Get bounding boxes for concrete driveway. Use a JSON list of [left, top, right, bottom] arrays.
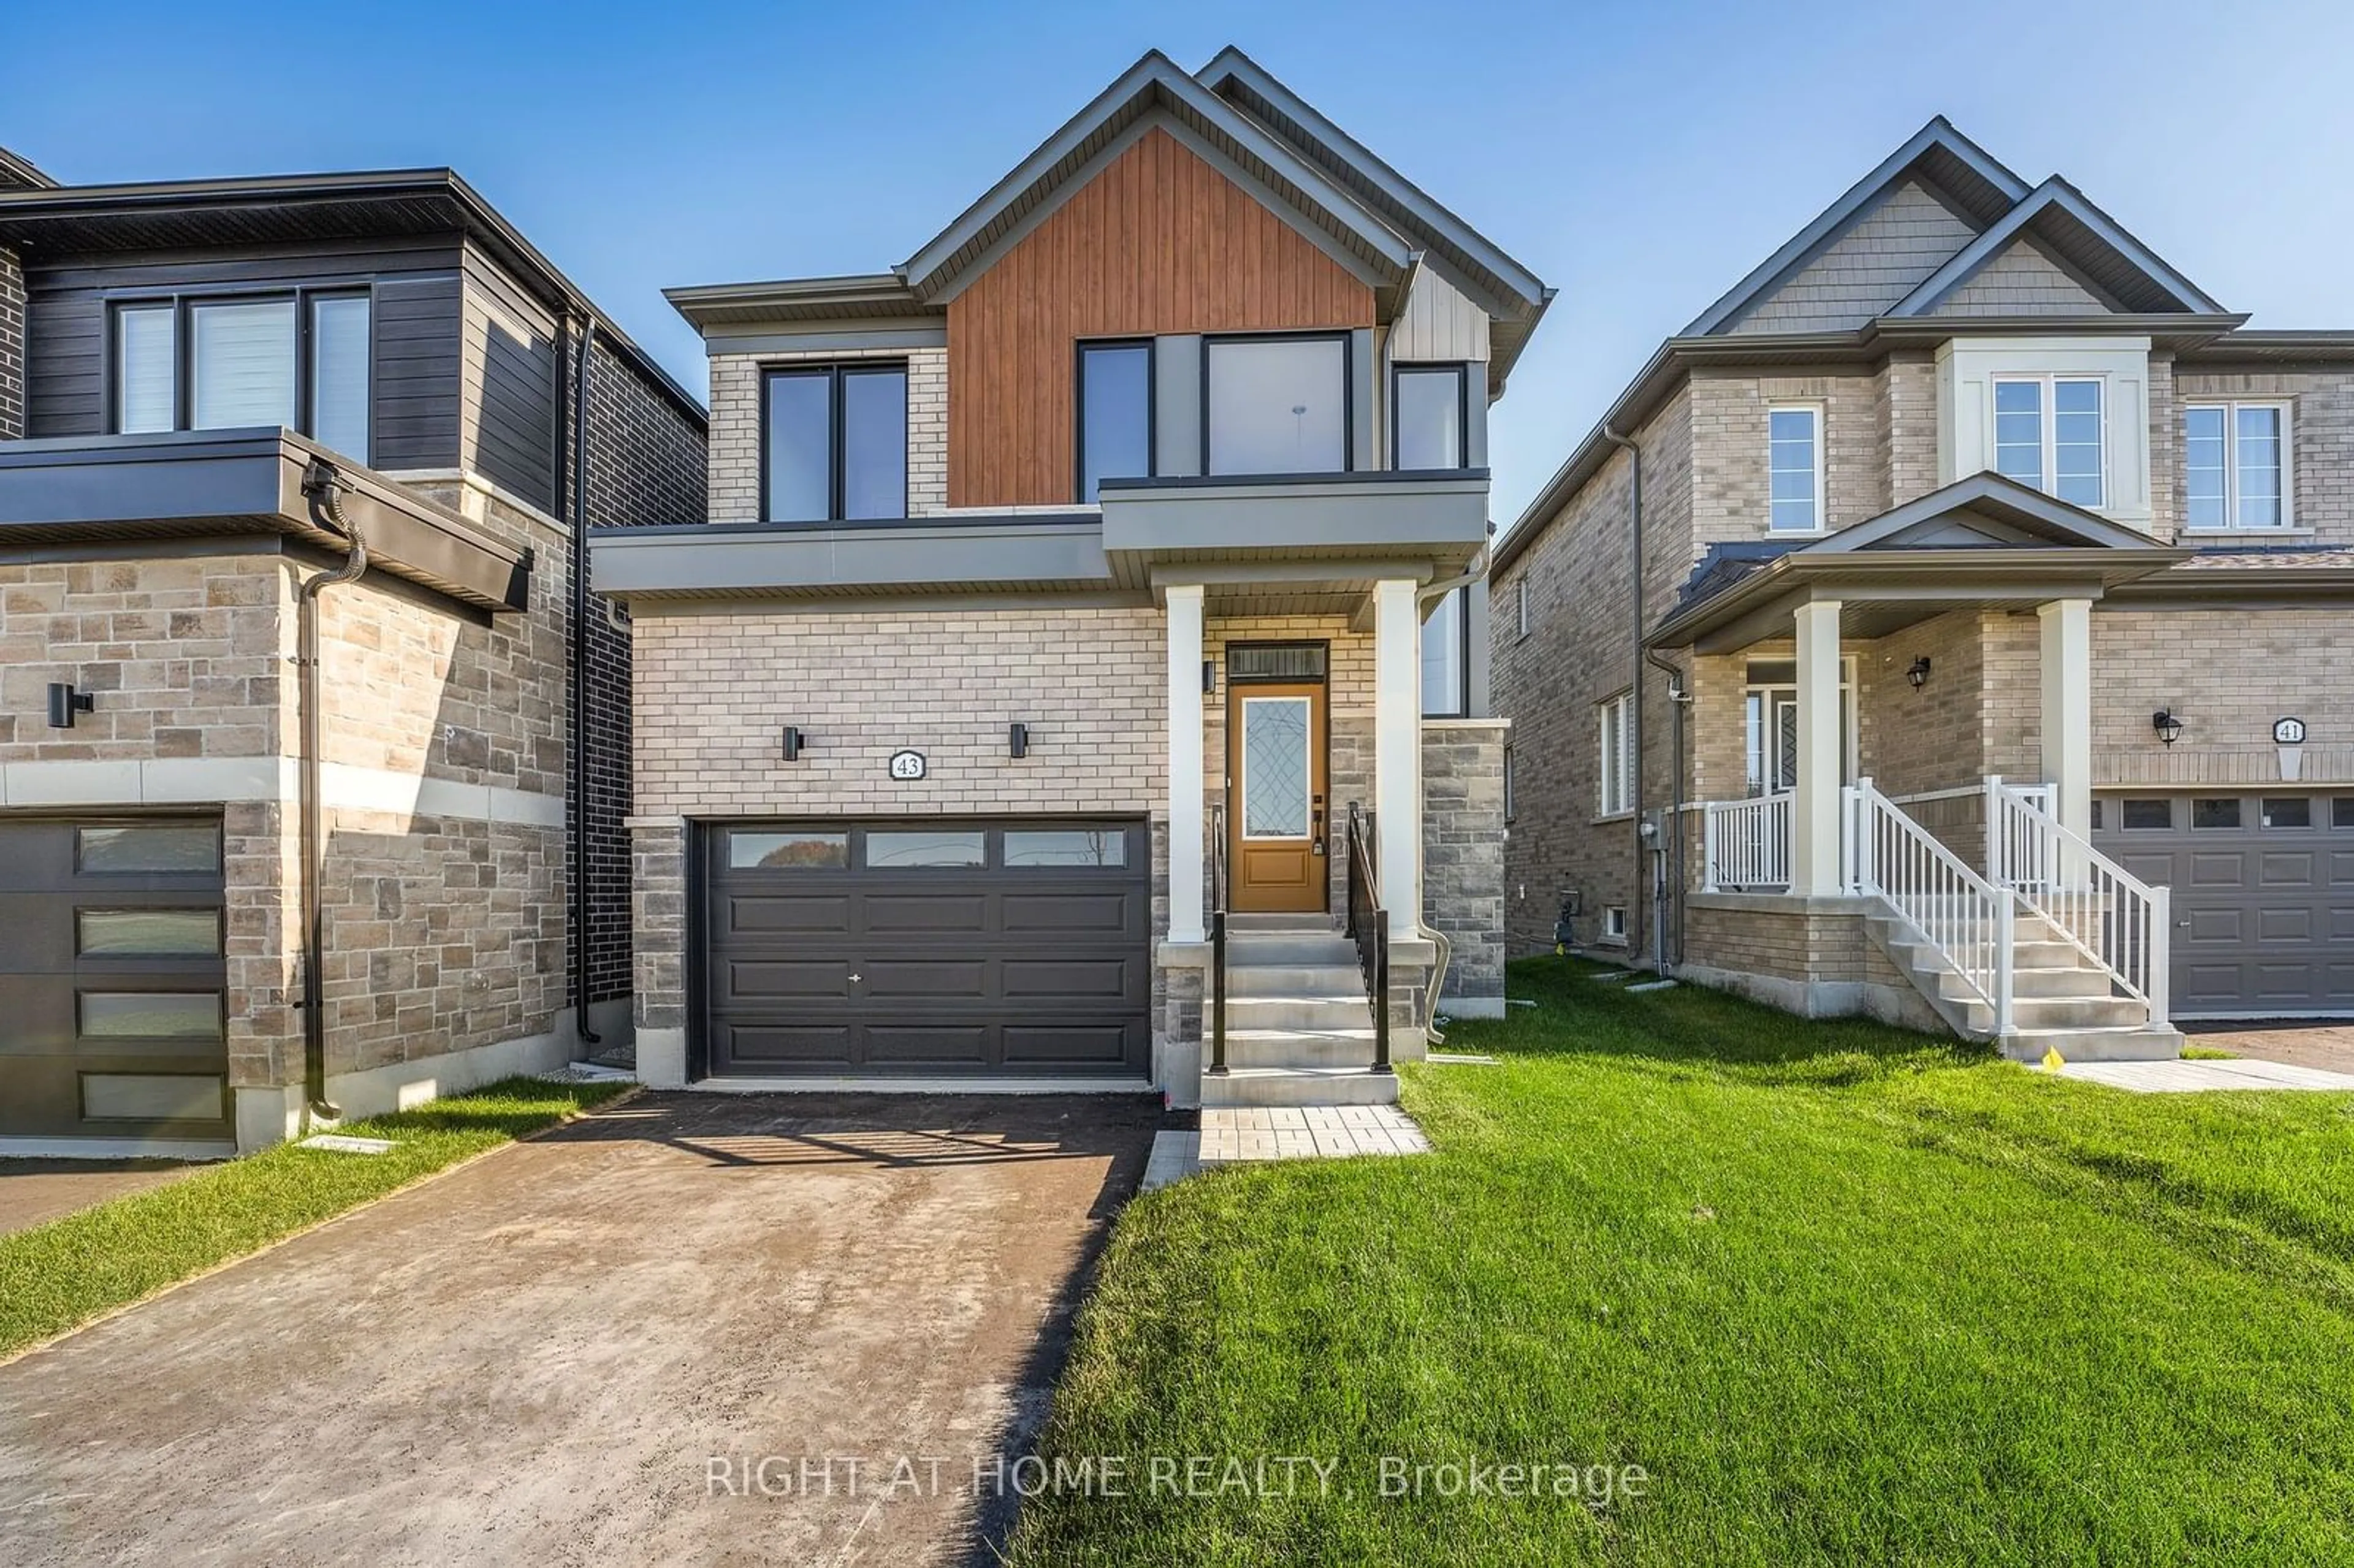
[[0, 1091, 1160, 1567], [2182, 1021, 2354, 1075]]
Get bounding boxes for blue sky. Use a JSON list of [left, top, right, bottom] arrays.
[[6, 0, 2348, 521]]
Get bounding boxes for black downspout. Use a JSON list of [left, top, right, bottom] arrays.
[[570, 318, 600, 1048], [1647, 647, 1687, 969], [298, 460, 367, 1124], [1602, 426, 1655, 973]]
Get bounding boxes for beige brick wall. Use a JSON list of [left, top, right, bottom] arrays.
[[2092, 606, 2354, 785], [707, 346, 949, 523], [2173, 365, 2354, 546]]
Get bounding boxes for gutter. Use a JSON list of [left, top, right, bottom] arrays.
[[296, 460, 367, 1124]]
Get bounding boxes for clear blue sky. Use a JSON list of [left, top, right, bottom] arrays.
[[6, 0, 2348, 521]]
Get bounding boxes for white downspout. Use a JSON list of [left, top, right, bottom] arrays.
[[1411, 542, 1489, 1045]]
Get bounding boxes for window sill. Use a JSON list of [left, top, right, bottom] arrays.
[[2178, 528, 2314, 541], [1767, 527, 1829, 540], [1594, 935, 1630, 949], [1593, 810, 1636, 826]]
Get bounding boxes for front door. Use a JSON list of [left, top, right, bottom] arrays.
[[1227, 680, 1328, 913]]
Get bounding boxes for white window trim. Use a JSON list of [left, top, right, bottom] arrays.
[[1596, 690, 1634, 820], [1766, 403, 1826, 535], [1600, 905, 1629, 945], [2180, 399, 2297, 534], [1991, 372, 2106, 509], [1742, 653, 1859, 797]]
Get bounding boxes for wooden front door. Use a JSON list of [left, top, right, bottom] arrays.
[[1227, 681, 1328, 913]]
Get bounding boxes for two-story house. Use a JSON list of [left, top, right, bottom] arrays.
[[0, 147, 706, 1154], [1493, 120, 2354, 1061], [592, 50, 1549, 1106]]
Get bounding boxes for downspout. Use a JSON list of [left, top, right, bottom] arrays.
[[1411, 543, 1489, 1045], [1602, 426, 1658, 973], [1646, 647, 1690, 970], [569, 318, 600, 1048], [297, 460, 367, 1125]]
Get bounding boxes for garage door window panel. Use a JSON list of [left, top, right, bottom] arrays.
[[77, 824, 222, 875], [77, 908, 224, 957], [2192, 799, 2242, 830], [866, 831, 986, 869], [79, 991, 224, 1040], [1004, 829, 1129, 868], [728, 831, 848, 870]]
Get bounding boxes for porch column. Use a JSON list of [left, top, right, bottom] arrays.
[[1167, 583, 1206, 944], [2039, 596, 2094, 841], [1791, 597, 1845, 895], [1373, 577, 1422, 940]]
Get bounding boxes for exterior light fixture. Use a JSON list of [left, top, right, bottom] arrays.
[[781, 725, 804, 762], [47, 682, 94, 729], [2152, 709, 2184, 747], [1905, 656, 1932, 691], [1008, 722, 1029, 759]]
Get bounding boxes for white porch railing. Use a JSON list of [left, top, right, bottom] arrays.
[[1846, 777, 2014, 1034], [1986, 778, 2171, 1026], [1699, 795, 1792, 891]]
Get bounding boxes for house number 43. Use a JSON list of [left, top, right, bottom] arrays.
[[888, 750, 928, 780]]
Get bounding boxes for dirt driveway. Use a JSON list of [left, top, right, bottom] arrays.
[[2182, 1021, 2354, 1075], [0, 1091, 1160, 1567], [0, 1159, 204, 1237]]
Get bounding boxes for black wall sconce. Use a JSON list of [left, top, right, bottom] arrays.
[[47, 682, 94, 729], [1202, 660, 1217, 695], [2151, 708, 2184, 747], [1905, 656, 1933, 691], [781, 725, 805, 762], [1008, 722, 1029, 759]]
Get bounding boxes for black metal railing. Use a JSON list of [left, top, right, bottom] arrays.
[[1344, 802, 1392, 1073], [1208, 802, 1228, 1076]]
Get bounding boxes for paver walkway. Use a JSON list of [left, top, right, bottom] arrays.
[[2055, 1057, 2354, 1093], [1141, 1105, 1431, 1189]]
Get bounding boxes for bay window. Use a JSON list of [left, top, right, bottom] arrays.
[[2184, 402, 2290, 530], [763, 363, 908, 522], [1994, 375, 2104, 507], [1205, 333, 1349, 475]]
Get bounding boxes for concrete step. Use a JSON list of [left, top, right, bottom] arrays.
[[1224, 934, 1362, 967], [1961, 994, 2152, 1032], [1886, 935, 2087, 974], [1201, 1065, 1400, 1108], [1222, 995, 1375, 1033], [1223, 963, 1368, 998], [1998, 1026, 2184, 1064], [1216, 1026, 1384, 1070], [1930, 964, 2117, 1002], [1224, 913, 1339, 932]]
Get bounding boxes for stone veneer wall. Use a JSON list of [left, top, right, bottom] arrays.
[[1421, 718, 1507, 1011]]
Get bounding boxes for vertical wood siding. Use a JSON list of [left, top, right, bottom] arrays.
[[947, 127, 1374, 507]]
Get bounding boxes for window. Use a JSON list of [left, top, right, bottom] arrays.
[[1515, 579, 1530, 639], [1742, 658, 1855, 796], [2337, 798, 2354, 830], [2184, 402, 2290, 530], [2191, 798, 2242, 830], [2119, 799, 2173, 831], [1503, 745, 1515, 824], [1421, 586, 1467, 717], [78, 992, 224, 1041], [1601, 906, 1628, 943], [1393, 363, 1468, 470], [864, 831, 986, 868], [1205, 334, 1348, 475], [1598, 691, 1634, 817], [1004, 829, 1127, 867], [77, 823, 221, 874], [728, 831, 848, 870], [763, 363, 908, 522], [1076, 341, 1152, 502], [110, 292, 371, 457], [1994, 375, 2104, 506], [77, 910, 223, 957], [1767, 406, 1823, 532], [2261, 797, 2312, 830]]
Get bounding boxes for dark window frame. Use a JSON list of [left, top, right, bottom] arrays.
[[1390, 361, 1471, 471], [104, 285, 375, 462], [1074, 337, 1156, 502], [758, 361, 910, 524], [1200, 330, 1354, 477]]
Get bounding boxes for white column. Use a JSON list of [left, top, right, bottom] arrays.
[[1373, 577, 1422, 940], [1166, 584, 1206, 944], [1791, 598, 1844, 895], [2039, 596, 2094, 841]]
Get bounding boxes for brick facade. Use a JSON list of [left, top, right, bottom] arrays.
[[0, 244, 23, 442], [706, 345, 948, 523]]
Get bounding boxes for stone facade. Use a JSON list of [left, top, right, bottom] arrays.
[[1421, 718, 1507, 1013], [706, 345, 950, 523]]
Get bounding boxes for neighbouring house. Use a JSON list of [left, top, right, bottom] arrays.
[[1491, 118, 2354, 1061], [0, 146, 706, 1155], [593, 49, 1548, 1106]]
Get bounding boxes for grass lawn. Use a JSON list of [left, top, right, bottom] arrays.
[[0, 1077, 625, 1361], [1008, 959, 2354, 1567]]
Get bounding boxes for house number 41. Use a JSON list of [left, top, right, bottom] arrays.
[[2274, 717, 2306, 745]]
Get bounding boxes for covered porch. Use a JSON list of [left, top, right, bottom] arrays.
[[1651, 474, 2189, 1057]]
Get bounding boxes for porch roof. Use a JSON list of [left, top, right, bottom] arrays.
[[1648, 472, 2185, 653]]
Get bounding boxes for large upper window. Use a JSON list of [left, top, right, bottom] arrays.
[[1421, 585, 1467, 717], [1994, 375, 2104, 507], [112, 292, 371, 459], [1205, 334, 1349, 476], [1767, 405, 1823, 533], [763, 363, 907, 522], [2184, 402, 2290, 530], [1077, 340, 1152, 502], [1393, 363, 1467, 470]]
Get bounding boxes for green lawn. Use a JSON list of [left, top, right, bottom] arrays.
[[1008, 959, 2354, 1567], [0, 1077, 626, 1361]]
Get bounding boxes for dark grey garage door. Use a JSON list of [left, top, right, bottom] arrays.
[[0, 817, 232, 1142], [2095, 791, 2354, 1017], [701, 819, 1150, 1078]]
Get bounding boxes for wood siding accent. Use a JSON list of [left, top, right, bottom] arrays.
[[947, 128, 1374, 507]]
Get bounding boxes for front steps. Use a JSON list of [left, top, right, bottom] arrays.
[[1205, 916, 1399, 1107], [1865, 907, 2182, 1063]]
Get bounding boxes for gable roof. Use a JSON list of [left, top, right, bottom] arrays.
[[1886, 177, 2225, 318], [1683, 117, 2030, 337], [0, 145, 55, 192], [1808, 470, 2166, 552]]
